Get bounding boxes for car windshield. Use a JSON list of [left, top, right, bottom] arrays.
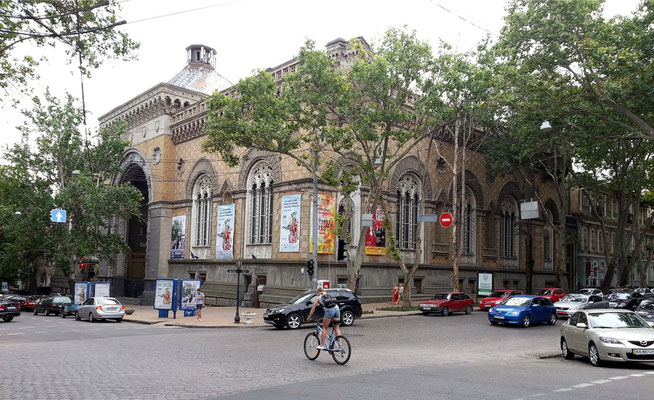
[[289, 293, 315, 304], [637, 301, 654, 311], [97, 298, 119, 305], [53, 297, 71, 303], [432, 294, 451, 300], [502, 297, 531, 307], [560, 295, 587, 303], [488, 291, 508, 298], [588, 312, 649, 328], [538, 289, 553, 295], [577, 289, 593, 294], [608, 293, 631, 300]]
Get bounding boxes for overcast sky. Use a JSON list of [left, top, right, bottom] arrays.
[[0, 0, 641, 155]]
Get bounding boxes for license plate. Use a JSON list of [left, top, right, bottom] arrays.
[[633, 349, 654, 355], [423, 306, 432, 309], [8, 307, 16, 311], [494, 315, 505, 320], [557, 311, 566, 314]]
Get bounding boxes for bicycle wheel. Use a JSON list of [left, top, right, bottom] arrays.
[[331, 335, 351, 365], [304, 332, 320, 360]]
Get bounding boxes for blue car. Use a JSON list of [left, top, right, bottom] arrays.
[[488, 295, 557, 328]]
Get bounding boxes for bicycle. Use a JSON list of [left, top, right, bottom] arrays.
[[303, 322, 352, 365]]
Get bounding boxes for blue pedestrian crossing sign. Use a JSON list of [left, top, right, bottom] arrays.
[[50, 209, 67, 223]]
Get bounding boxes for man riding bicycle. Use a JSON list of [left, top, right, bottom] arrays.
[[307, 286, 341, 350]]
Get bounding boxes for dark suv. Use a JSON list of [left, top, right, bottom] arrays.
[[0, 298, 21, 322], [33, 296, 72, 316], [263, 288, 362, 329]]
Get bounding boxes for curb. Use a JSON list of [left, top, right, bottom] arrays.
[[361, 312, 422, 319], [163, 323, 265, 329], [123, 319, 163, 325]]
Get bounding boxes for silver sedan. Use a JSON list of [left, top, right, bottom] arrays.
[[75, 297, 125, 322], [560, 309, 654, 367]]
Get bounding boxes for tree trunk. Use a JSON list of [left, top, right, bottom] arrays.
[[525, 221, 534, 295], [451, 119, 461, 291]]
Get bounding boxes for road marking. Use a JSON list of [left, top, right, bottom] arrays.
[[646, 372, 654, 375], [630, 373, 645, 377], [44, 325, 55, 328], [7, 332, 25, 335], [18, 326, 31, 329], [34, 331, 45, 334], [573, 383, 594, 388], [590, 379, 612, 384], [609, 376, 629, 380], [553, 388, 573, 392]]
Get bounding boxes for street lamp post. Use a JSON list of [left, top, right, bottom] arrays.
[[227, 259, 249, 324]]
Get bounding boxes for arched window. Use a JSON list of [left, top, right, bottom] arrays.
[[396, 174, 420, 250], [543, 209, 553, 270], [192, 175, 212, 248], [463, 187, 476, 255], [500, 198, 518, 258], [247, 163, 273, 244]]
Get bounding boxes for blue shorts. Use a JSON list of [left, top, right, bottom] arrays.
[[197, 304, 203, 309], [323, 306, 340, 320]]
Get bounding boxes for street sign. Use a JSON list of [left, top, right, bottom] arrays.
[[440, 212, 453, 228], [227, 268, 250, 274], [1, 282, 8, 293], [50, 209, 67, 223], [520, 201, 539, 220], [361, 214, 373, 227], [418, 214, 438, 223], [478, 272, 493, 296]]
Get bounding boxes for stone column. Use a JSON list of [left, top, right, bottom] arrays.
[[141, 202, 173, 305]]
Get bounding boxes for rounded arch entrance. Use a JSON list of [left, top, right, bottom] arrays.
[[114, 149, 153, 298]]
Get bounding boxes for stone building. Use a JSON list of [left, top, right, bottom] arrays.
[[99, 40, 567, 305]]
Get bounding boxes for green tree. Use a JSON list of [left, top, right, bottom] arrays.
[[205, 28, 460, 292], [0, 91, 142, 287], [0, 0, 138, 102]]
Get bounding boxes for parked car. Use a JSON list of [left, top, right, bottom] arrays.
[[479, 290, 523, 311], [20, 295, 42, 311], [635, 299, 654, 326], [33, 296, 72, 316], [0, 298, 21, 322], [560, 309, 654, 366], [75, 297, 125, 322], [577, 288, 603, 296], [419, 292, 474, 316], [488, 295, 557, 328], [537, 288, 567, 303], [554, 294, 604, 318], [607, 292, 643, 311], [263, 288, 362, 329]]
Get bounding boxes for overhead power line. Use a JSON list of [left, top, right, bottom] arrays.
[[125, 0, 249, 25]]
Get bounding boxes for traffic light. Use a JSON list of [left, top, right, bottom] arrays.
[[307, 259, 315, 277]]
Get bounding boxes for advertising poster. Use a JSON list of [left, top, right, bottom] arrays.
[[94, 282, 111, 298], [154, 279, 174, 310], [478, 272, 493, 296], [216, 204, 235, 259], [74, 282, 88, 304], [365, 203, 386, 255], [180, 279, 202, 310], [280, 194, 301, 252], [311, 194, 336, 254], [170, 216, 186, 259]]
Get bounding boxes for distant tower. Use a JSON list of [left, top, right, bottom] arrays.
[[168, 44, 232, 94]]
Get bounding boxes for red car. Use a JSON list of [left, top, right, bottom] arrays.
[[419, 292, 475, 316], [537, 288, 566, 303], [479, 290, 524, 310]]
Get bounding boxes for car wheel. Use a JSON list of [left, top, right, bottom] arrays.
[[33, 309, 38, 315], [45, 310, 50, 316], [442, 307, 449, 317], [340, 310, 355, 326], [116, 318, 122, 323], [465, 305, 473, 315], [548, 313, 557, 325], [2, 316, 13, 322], [561, 338, 575, 360], [285, 313, 301, 329], [89, 313, 95, 323], [521, 314, 531, 328], [75, 311, 81, 321], [61, 312, 66, 319], [588, 343, 602, 367]]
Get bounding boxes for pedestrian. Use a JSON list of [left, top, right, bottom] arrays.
[[195, 287, 205, 322], [392, 283, 400, 305], [398, 283, 404, 302]]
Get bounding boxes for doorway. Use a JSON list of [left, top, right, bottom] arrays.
[[254, 276, 267, 308]]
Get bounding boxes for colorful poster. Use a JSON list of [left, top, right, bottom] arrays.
[[365, 203, 386, 255], [171, 216, 186, 259], [154, 279, 174, 310], [280, 194, 301, 252], [180, 279, 201, 310], [216, 204, 235, 259], [311, 194, 336, 254], [478, 273, 493, 296], [93, 282, 111, 298], [74, 282, 88, 305]]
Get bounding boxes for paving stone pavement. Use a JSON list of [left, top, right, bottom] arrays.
[[0, 312, 561, 399]]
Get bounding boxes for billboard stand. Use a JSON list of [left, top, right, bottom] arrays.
[[179, 279, 202, 318], [154, 278, 178, 319]]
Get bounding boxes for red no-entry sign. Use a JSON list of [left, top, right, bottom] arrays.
[[440, 212, 453, 228]]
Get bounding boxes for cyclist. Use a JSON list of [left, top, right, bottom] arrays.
[[307, 286, 341, 350]]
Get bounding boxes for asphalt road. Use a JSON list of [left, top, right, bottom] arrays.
[[1, 310, 653, 399]]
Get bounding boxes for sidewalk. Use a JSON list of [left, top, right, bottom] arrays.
[[123, 302, 421, 328]]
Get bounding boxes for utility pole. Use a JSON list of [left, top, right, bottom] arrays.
[[311, 147, 319, 290]]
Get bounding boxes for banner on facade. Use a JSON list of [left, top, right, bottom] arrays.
[[170, 216, 186, 259], [365, 203, 386, 255], [180, 279, 202, 310], [93, 282, 111, 298], [74, 282, 89, 305], [311, 194, 336, 254], [216, 204, 235, 259], [280, 194, 301, 252], [478, 272, 493, 296], [154, 279, 174, 310]]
